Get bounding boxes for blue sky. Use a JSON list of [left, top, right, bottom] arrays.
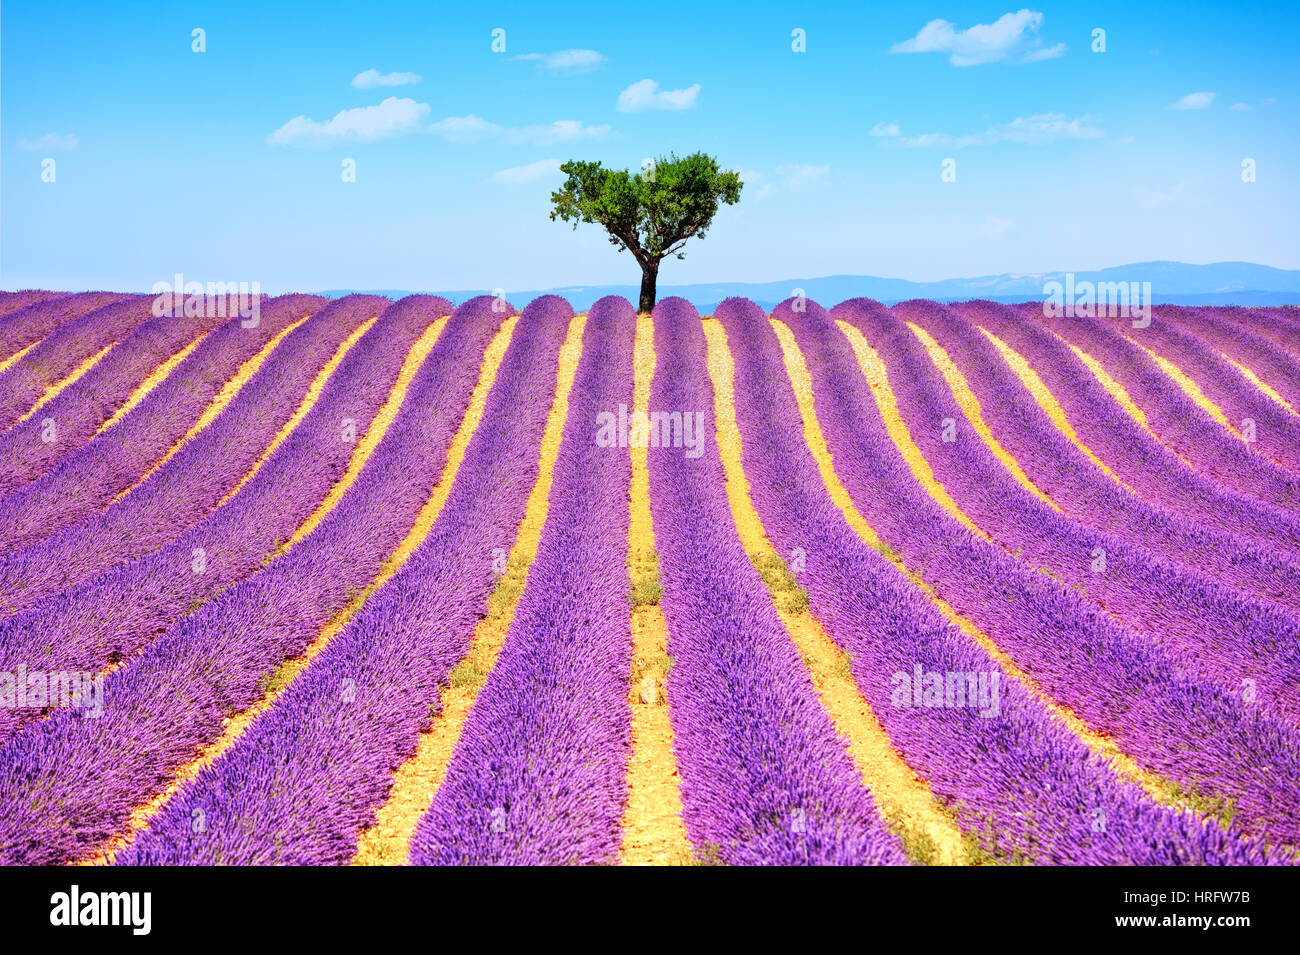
[[2, 0, 1296, 292]]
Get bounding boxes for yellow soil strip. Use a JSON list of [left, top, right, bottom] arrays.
[[111, 314, 313, 502], [771, 319, 1186, 812], [88, 315, 521, 866], [283, 316, 449, 551], [213, 317, 378, 508], [352, 315, 586, 866], [1137, 344, 1240, 437], [835, 321, 989, 541], [16, 343, 115, 425], [979, 328, 1138, 495], [94, 333, 210, 436], [64, 321, 452, 699], [1052, 336, 1203, 471], [1062, 341, 1154, 432], [619, 313, 693, 866], [702, 318, 967, 864], [0, 339, 41, 375], [906, 322, 1061, 513], [374, 315, 519, 576], [1224, 355, 1299, 418]]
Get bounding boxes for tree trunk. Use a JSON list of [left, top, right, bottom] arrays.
[[638, 259, 659, 314]]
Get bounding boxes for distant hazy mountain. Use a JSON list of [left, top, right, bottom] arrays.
[[324, 261, 1300, 311]]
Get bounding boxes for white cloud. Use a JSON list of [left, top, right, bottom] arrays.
[[1168, 91, 1215, 110], [428, 114, 503, 143], [18, 132, 78, 151], [736, 165, 827, 199], [351, 69, 421, 89], [513, 49, 606, 73], [1233, 97, 1276, 111], [616, 79, 700, 112], [269, 97, 431, 145], [737, 170, 773, 200], [870, 121, 901, 137], [503, 120, 610, 145], [883, 113, 1102, 149], [492, 159, 564, 184], [271, 98, 611, 148], [891, 9, 1064, 66], [993, 113, 1102, 143], [1020, 41, 1066, 62], [775, 164, 829, 188], [428, 115, 610, 146], [980, 215, 1015, 238]]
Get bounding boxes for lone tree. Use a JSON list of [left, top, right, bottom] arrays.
[[549, 152, 743, 313]]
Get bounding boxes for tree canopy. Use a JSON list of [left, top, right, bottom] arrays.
[[549, 152, 742, 312]]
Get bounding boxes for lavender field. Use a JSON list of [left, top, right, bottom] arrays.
[[0, 290, 1297, 866]]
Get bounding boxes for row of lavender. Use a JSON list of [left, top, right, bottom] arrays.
[[862, 299, 1300, 720], [0, 295, 371, 617], [0, 295, 505, 863], [1021, 303, 1300, 513], [718, 296, 1282, 862], [1150, 307, 1300, 439], [126, 295, 904, 864], [0, 296, 450, 741], [1125, 306, 1300, 475], [0, 296, 225, 496], [0, 289, 1297, 863], [895, 303, 1300, 616], [1209, 306, 1300, 388], [0, 294, 327, 558], [121, 295, 578, 864], [964, 301, 1300, 562], [791, 297, 1300, 846], [0, 293, 141, 429], [646, 298, 907, 864], [410, 297, 635, 864]]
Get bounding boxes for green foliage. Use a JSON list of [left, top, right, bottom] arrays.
[[629, 550, 663, 606], [549, 152, 742, 264], [631, 653, 674, 686], [674, 841, 724, 866], [488, 553, 530, 617], [834, 649, 854, 679], [256, 664, 294, 699], [449, 656, 488, 689], [550, 152, 742, 310], [958, 819, 1031, 866], [1166, 779, 1239, 831], [749, 551, 810, 616], [891, 821, 940, 866]]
